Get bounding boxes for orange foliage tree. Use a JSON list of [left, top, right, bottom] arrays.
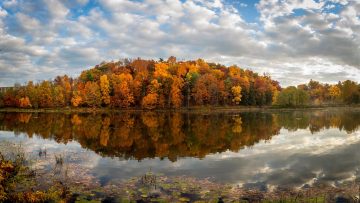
[[142, 80, 161, 109], [19, 97, 32, 108], [111, 73, 134, 108], [192, 73, 225, 105]]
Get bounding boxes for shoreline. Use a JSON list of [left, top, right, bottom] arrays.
[[0, 105, 360, 114]]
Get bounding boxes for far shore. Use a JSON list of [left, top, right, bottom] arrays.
[[0, 105, 359, 114]]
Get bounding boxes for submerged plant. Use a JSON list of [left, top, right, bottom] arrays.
[[38, 148, 47, 158], [55, 154, 64, 166]]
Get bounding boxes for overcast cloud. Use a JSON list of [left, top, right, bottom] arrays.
[[0, 0, 359, 86]]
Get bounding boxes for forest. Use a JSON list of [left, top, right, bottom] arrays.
[[0, 57, 359, 109]]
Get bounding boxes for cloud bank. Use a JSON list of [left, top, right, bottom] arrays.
[[0, 0, 359, 86]]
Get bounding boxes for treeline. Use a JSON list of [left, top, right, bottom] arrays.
[[275, 79, 360, 106], [0, 57, 359, 109]]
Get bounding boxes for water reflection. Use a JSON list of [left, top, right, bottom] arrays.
[[0, 110, 360, 189], [0, 110, 359, 161]]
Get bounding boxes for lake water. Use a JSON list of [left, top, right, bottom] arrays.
[[0, 109, 359, 191]]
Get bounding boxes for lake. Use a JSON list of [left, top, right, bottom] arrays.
[[0, 109, 359, 192]]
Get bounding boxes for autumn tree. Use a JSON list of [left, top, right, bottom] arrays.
[[167, 56, 177, 65], [71, 83, 84, 107], [142, 93, 158, 109], [196, 58, 210, 74], [328, 85, 341, 103], [153, 62, 172, 107], [38, 81, 53, 108], [192, 74, 225, 105], [182, 63, 199, 107], [54, 75, 72, 105], [341, 80, 359, 104], [0, 92, 4, 108], [19, 97, 32, 108], [2, 89, 17, 107], [111, 73, 134, 108], [272, 89, 280, 105], [231, 85, 242, 104], [71, 93, 82, 107], [100, 75, 111, 105], [142, 79, 161, 109], [170, 77, 184, 108], [83, 81, 102, 107], [25, 81, 39, 108], [52, 85, 65, 107], [307, 79, 326, 105]]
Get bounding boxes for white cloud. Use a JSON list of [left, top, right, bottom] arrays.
[[257, 0, 325, 27], [239, 3, 247, 8], [0, 6, 7, 18], [325, 4, 336, 9], [45, 0, 69, 20], [76, 0, 88, 5], [328, 0, 349, 5], [16, 13, 40, 32], [0, 0, 359, 86], [2, 0, 17, 8]]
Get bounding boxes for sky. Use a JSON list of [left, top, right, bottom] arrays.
[[0, 0, 359, 86]]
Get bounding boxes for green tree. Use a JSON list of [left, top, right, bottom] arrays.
[[341, 80, 359, 104], [276, 86, 309, 106]]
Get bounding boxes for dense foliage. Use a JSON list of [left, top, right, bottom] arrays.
[[274, 79, 360, 106], [0, 57, 359, 109]]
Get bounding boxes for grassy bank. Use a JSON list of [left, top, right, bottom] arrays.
[[0, 105, 360, 114]]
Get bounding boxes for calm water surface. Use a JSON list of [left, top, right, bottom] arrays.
[[0, 109, 359, 190]]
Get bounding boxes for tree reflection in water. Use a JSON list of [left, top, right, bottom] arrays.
[[0, 110, 359, 162]]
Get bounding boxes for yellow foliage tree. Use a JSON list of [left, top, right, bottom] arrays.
[[328, 85, 341, 102], [231, 85, 242, 104], [83, 81, 102, 107], [170, 77, 184, 108], [38, 81, 53, 108], [154, 63, 170, 79], [100, 75, 110, 105], [53, 85, 65, 107], [272, 89, 279, 105]]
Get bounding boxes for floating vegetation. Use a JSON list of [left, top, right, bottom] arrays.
[[38, 148, 47, 158], [55, 154, 64, 166]]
